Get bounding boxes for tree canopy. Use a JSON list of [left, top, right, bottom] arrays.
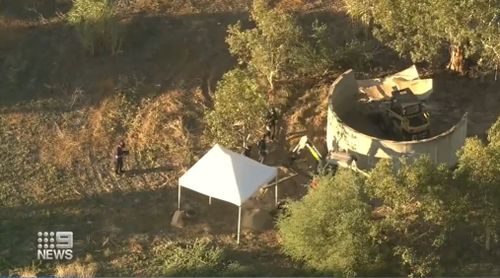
[[455, 117, 500, 252], [206, 0, 336, 150], [344, 0, 500, 74], [277, 170, 383, 277], [366, 157, 457, 276], [226, 0, 332, 90], [205, 69, 268, 149], [278, 117, 500, 277]]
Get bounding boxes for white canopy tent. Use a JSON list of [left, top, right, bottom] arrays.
[[178, 144, 278, 244]]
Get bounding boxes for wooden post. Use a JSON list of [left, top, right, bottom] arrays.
[[177, 184, 181, 210], [275, 175, 278, 206], [237, 206, 242, 244], [209, 196, 212, 205]]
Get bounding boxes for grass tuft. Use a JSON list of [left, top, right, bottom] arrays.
[[54, 261, 97, 278]]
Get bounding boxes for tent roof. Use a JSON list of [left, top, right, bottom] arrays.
[[178, 144, 278, 206]]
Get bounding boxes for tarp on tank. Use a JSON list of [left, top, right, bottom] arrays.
[[326, 69, 467, 170], [357, 65, 433, 101]]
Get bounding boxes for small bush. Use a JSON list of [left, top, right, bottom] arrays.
[[9, 262, 41, 277], [334, 39, 376, 71], [54, 261, 97, 278], [140, 238, 229, 276], [277, 170, 382, 277], [67, 0, 122, 56]]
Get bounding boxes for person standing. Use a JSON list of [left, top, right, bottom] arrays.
[[242, 134, 252, 157], [265, 108, 278, 141], [257, 137, 267, 163], [115, 141, 129, 174], [243, 145, 252, 157]]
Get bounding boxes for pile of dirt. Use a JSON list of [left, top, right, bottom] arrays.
[[241, 208, 274, 231], [284, 85, 330, 164]]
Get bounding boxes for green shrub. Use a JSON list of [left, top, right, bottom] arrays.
[[366, 157, 456, 276], [278, 156, 466, 277], [277, 170, 383, 277], [334, 39, 376, 71], [455, 116, 500, 253], [67, 0, 122, 56], [149, 239, 227, 276], [205, 69, 268, 150]]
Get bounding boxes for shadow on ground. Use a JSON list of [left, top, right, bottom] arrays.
[[0, 0, 72, 21], [0, 11, 243, 108], [0, 181, 304, 274], [0, 3, 409, 110]]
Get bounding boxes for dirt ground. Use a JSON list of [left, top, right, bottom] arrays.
[[0, 0, 499, 276]]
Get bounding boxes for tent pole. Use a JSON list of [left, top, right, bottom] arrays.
[[209, 196, 212, 205], [177, 184, 181, 211], [237, 206, 241, 244], [275, 175, 278, 206]]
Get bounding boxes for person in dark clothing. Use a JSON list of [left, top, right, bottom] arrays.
[[241, 135, 252, 157], [115, 141, 129, 174], [265, 108, 279, 141], [257, 137, 267, 163], [243, 145, 252, 157]]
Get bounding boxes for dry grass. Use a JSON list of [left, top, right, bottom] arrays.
[[16, 267, 37, 277], [39, 93, 131, 167], [276, 0, 306, 12], [40, 125, 87, 168], [275, 0, 342, 13], [89, 94, 133, 149], [54, 261, 97, 278], [126, 89, 206, 170], [128, 93, 185, 149], [114, 0, 252, 15], [3, 83, 208, 205]]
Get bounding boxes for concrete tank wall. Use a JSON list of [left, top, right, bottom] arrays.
[[326, 70, 467, 169]]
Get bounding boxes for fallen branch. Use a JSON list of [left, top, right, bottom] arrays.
[[262, 173, 299, 190]]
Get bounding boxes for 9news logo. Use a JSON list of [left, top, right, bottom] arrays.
[[36, 231, 73, 260]]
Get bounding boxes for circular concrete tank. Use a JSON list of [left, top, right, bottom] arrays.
[[326, 70, 467, 170]]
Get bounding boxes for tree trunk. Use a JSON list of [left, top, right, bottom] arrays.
[[365, 17, 374, 37], [485, 229, 491, 252], [447, 45, 465, 75]]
